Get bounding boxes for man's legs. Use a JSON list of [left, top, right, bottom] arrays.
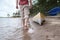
[[24, 6, 30, 29], [20, 5, 30, 30], [20, 5, 25, 28]]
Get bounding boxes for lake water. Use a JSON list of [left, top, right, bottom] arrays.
[[0, 18, 23, 40]]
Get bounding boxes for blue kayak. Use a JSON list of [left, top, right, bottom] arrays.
[[48, 7, 60, 16]]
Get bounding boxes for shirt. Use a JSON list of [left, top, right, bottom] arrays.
[[19, 0, 29, 5]]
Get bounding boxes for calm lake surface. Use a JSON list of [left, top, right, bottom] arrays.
[[0, 18, 23, 40]]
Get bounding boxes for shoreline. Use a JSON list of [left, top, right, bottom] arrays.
[[0, 17, 21, 18]]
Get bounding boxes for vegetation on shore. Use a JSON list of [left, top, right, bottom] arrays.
[[30, 0, 60, 16]]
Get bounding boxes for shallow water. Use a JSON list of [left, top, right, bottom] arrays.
[[0, 18, 23, 40], [0, 17, 60, 40]]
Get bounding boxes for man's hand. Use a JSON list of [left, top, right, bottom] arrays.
[[16, 6, 18, 9], [16, 0, 18, 9], [30, 0, 32, 9], [30, 5, 32, 9]]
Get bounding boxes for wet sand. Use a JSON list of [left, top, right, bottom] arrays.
[[0, 17, 60, 40]]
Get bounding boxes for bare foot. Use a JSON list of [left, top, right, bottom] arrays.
[[23, 25, 29, 30]]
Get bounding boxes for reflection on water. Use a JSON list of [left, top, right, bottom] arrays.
[[0, 18, 23, 40], [23, 30, 31, 40]]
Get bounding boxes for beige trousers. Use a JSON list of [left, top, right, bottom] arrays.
[[20, 5, 30, 27]]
